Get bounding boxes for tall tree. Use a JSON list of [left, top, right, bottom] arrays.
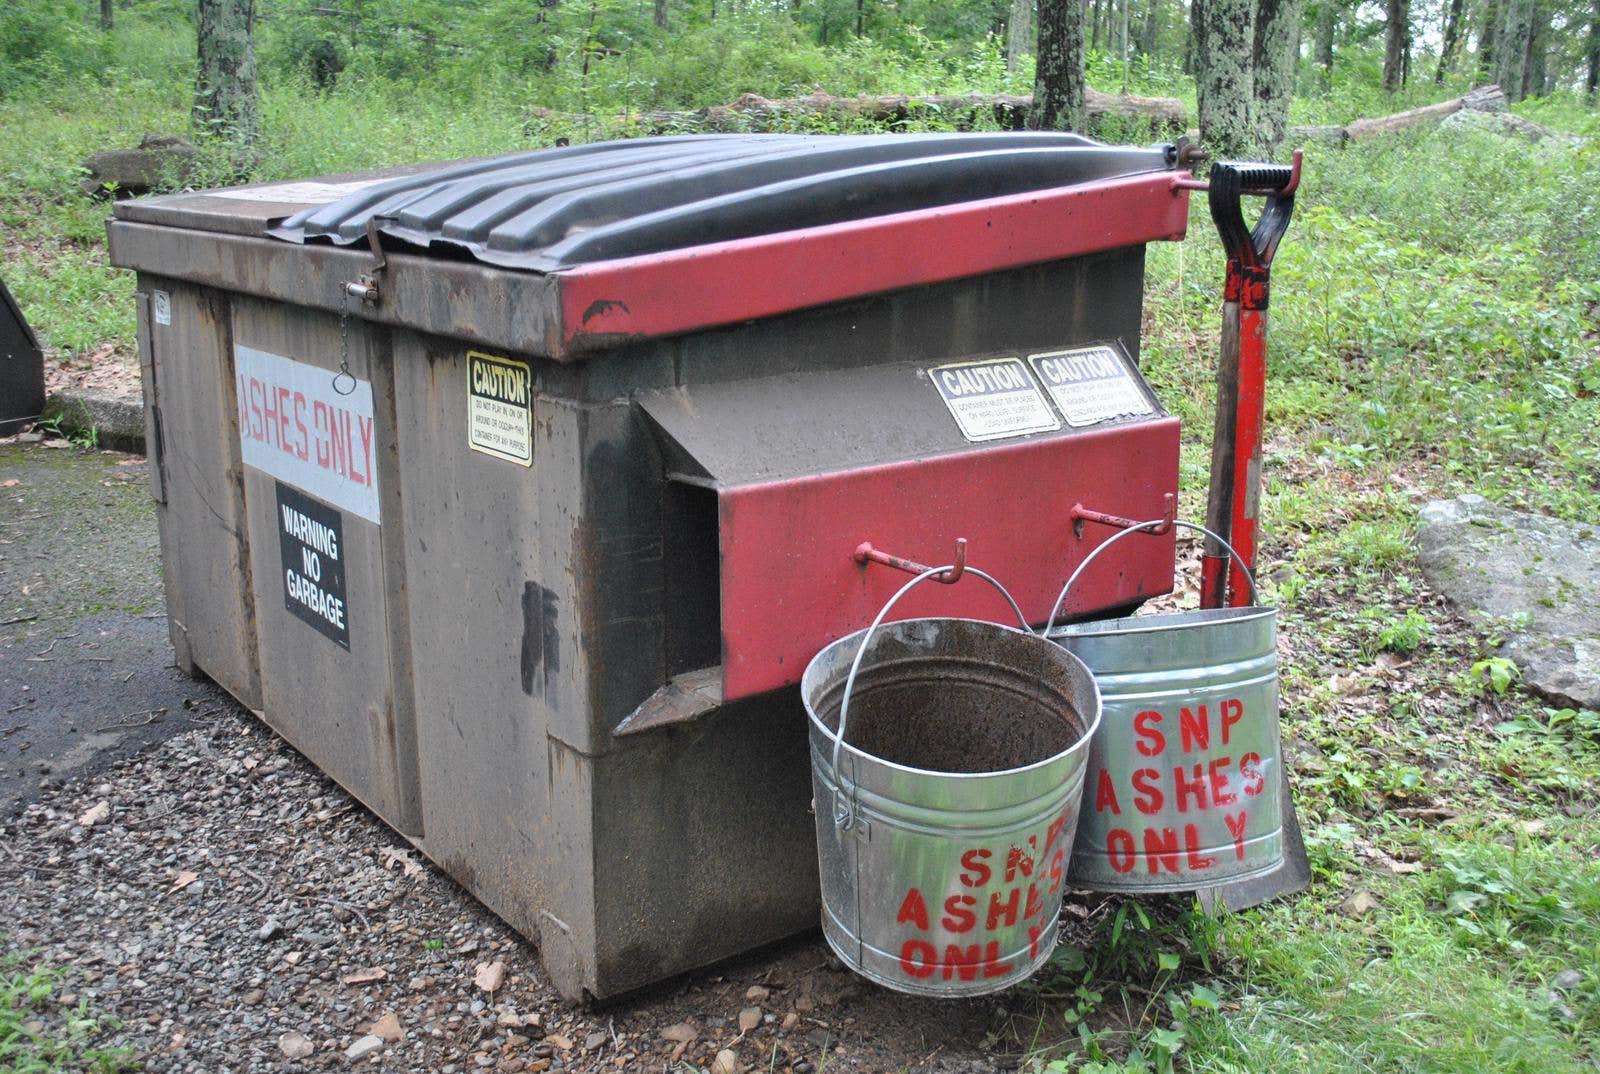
[[101, 0, 114, 31], [654, 0, 667, 29], [1381, 0, 1408, 91], [1497, 0, 1534, 100], [1587, 0, 1599, 97], [1435, 0, 1463, 82], [1312, 0, 1336, 82], [1139, 0, 1162, 57], [1030, 0, 1087, 131], [1006, 0, 1032, 71], [1478, 0, 1501, 77], [194, 0, 258, 148], [1195, 0, 1256, 157], [1253, 0, 1301, 152]]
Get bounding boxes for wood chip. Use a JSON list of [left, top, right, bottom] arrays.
[[171, 870, 199, 890], [473, 959, 506, 993], [341, 967, 387, 985], [660, 1022, 697, 1044], [77, 801, 110, 827]]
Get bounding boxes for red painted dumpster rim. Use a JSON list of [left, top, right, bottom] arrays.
[[554, 171, 1192, 356]]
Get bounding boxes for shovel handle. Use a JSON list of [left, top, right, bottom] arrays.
[[1043, 519, 1260, 638]]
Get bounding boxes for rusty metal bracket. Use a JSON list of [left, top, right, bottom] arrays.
[[1071, 493, 1176, 539], [341, 216, 390, 303], [853, 537, 967, 584]]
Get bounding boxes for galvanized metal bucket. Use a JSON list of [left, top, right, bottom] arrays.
[[1046, 521, 1282, 893], [802, 567, 1102, 997]]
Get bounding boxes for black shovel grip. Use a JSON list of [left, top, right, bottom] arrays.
[[1208, 152, 1299, 277]]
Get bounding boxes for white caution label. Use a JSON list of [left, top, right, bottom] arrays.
[[235, 345, 380, 523], [1028, 343, 1156, 428], [152, 289, 171, 326], [467, 351, 533, 466], [929, 357, 1061, 443]]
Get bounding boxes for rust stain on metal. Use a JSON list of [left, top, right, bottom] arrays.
[[580, 298, 630, 325]]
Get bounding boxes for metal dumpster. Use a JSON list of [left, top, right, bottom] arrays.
[[107, 133, 1195, 1001]]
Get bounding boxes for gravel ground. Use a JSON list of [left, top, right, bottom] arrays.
[[1, 702, 1022, 1074]]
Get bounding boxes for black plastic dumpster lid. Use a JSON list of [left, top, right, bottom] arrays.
[[268, 133, 1176, 273]]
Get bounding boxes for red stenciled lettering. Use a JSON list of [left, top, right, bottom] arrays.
[[896, 887, 930, 930], [331, 408, 349, 478], [313, 400, 331, 468], [1095, 768, 1122, 815], [1208, 756, 1238, 807], [899, 939, 937, 978], [292, 391, 310, 461], [1134, 710, 1166, 756], [942, 894, 977, 933], [1048, 847, 1064, 893], [1023, 882, 1043, 921], [1173, 763, 1208, 813], [1221, 698, 1244, 745], [261, 381, 280, 448], [981, 941, 1014, 978], [1143, 827, 1181, 875], [986, 888, 1020, 930], [1131, 768, 1163, 814], [1044, 813, 1068, 853], [1180, 704, 1210, 753], [1224, 811, 1249, 860], [246, 376, 265, 441], [1184, 823, 1216, 871], [1107, 829, 1136, 874], [942, 944, 983, 982], [355, 415, 375, 487], [275, 387, 293, 453], [959, 848, 991, 888], [1028, 923, 1045, 960], [1240, 753, 1266, 797], [1004, 844, 1034, 883]]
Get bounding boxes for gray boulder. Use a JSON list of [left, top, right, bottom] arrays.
[[82, 133, 198, 197], [1418, 494, 1599, 710]]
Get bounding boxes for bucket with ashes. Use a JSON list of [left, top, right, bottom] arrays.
[[802, 565, 1102, 997]]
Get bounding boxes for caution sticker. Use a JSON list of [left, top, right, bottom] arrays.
[[467, 351, 533, 465], [276, 481, 351, 650], [929, 358, 1061, 443], [1028, 343, 1156, 428]]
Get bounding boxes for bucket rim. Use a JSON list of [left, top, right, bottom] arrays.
[[802, 616, 1103, 781], [1047, 603, 1276, 641]]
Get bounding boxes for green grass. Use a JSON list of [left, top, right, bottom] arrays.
[[0, 952, 135, 1073]]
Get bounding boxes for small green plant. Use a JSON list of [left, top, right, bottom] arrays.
[[1469, 656, 1521, 696], [421, 937, 444, 951], [0, 952, 135, 1073], [1374, 607, 1429, 654]]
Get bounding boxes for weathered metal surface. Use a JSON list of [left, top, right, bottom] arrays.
[[0, 275, 44, 436], [611, 667, 723, 736], [1050, 603, 1282, 891], [803, 617, 1100, 996], [269, 133, 1171, 269]]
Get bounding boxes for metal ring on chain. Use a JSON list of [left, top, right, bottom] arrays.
[[332, 368, 357, 396]]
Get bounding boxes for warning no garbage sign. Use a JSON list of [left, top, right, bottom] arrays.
[[276, 481, 351, 649]]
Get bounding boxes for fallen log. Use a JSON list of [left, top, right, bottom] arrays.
[[527, 88, 1187, 137], [1288, 84, 1508, 147]]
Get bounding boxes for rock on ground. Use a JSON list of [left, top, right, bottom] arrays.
[[81, 133, 197, 197], [1418, 494, 1599, 710]]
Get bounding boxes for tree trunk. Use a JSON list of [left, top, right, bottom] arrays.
[[100, 0, 114, 31], [1196, 0, 1255, 157], [1139, 0, 1161, 56], [1007, 0, 1033, 70], [654, 0, 667, 29], [1434, 0, 1462, 82], [1497, 0, 1533, 101], [1520, 2, 1541, 99], [194, 0, 258, 149], [1381, 0, 1406, 92], [1030, 0, 1088, 130], [1091, 0, 1102, 50], [1313, 0, 1335, 81], [855, 0, 864, 36], [1477, 0, 1500, 78], [1253, 0, 1301, 153], [1587, 0, 1599, 97]]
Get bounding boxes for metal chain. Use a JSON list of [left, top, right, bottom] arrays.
[[333, 289, 357, 396]]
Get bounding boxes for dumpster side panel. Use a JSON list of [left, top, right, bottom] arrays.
[[230, 298, 423, 834], [589, 696, 819, 997], [139, 278, 262, 707], [390, 335, 603, 994]]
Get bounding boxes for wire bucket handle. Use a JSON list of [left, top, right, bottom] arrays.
[[1042, 520, 1262, 638], [830, 564, 1031, 830]]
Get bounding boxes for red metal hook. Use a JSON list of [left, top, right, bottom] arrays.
[[854, 537, 967, 584], [1070, 493, 1177, 538]]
